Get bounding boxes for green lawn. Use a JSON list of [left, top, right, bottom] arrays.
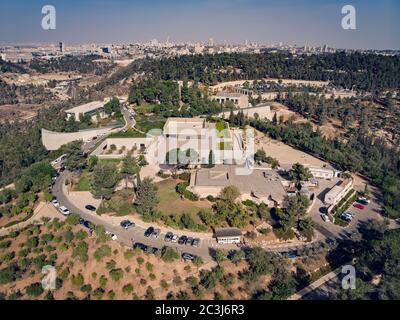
[[74, 173, 91, 191], [156, 179, 211, 216], [109, 129, 146, 138], [99, 159, 122, 166]]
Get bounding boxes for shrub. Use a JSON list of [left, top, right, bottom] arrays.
[[25, 282, 44, 297]]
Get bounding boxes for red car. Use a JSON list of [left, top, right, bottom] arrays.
[[353, 203, 365, 210]]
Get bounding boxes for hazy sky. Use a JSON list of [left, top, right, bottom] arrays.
[[0, 0, 399, 49]]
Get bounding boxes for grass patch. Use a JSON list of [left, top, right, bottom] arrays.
[[74, 173, 91, 191], [219, 141, 233, 150], [156, 179, 211, 216], [98, 159, 122, 167], [109, 129, 146, 138]]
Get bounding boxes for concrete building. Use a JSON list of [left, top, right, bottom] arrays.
[[307, 166, 340, 180], [211, 91, 249, 108], [214, 228, 242, 244], [65, 101, 107, 122], [190, 164, 287, 207], [324, 178, 353, 206]]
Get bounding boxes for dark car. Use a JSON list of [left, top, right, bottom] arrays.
[[152, 247, 161, 255], [133, 242, 148, 251], [85, 205, 96, 211], [164, 232, 174, 242], [356, 199, 369, 206], [178, 235, 188, 245], [120, 220, 135, 229], [79, 218, 85, 225], [191, 238, 200, 247], [185, 237, 194, 246], [286, 250, 298, 259], [83, 220, 94, 230], [144, 227, 154, 237], [182, 252, 196, 261]]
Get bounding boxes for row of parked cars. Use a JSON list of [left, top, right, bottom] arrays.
[[144, 227, 201, 247], [132, 242, 198, 262], [341, 196, 370, 222]]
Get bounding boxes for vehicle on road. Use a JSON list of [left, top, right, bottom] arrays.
[[320, 213, 330, 222], [171, 235, 179, 243], [58, 206, 70, 216], [353, 203, 365, 210], [51, 199, 59, 207], [182, 252, 196, 261], [192, 238, 200, 247], [85, 204, 96, 211], [120, 220, 135, 229], [164, 232, 174, 242], [185, 237, 194, 246], [152, 228, 161, 238], [144, 227, 154, 237]]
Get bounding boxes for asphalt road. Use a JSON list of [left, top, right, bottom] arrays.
[[51, 172, 229, 262]]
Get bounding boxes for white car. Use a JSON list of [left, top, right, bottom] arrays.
[[59, 206, 70, 216], [171, 235, 179, 243], [51, 199, 59, 207], [106, 231, 118, 241], [321, 214, 330, 222]]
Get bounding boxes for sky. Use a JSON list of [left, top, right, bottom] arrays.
[[0, 0, 399, 49]]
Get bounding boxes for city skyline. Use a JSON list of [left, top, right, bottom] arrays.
[[0, 0, 399, 50]]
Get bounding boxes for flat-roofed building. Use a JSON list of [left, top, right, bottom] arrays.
[[211, 91, 249, 108], [190, 164, 287, 207], [307, 165, 340, 180], [65, 101, 106, 122], [324, 178, 353, 206], [214, 228, 242, 244]]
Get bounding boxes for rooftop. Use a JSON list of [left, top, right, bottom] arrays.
[[65, 101, 105, 115], [215, 91, 244, 98], [164, 117, 214, 136], [214, 228, 242, 238], [195, 164, 287, 203]]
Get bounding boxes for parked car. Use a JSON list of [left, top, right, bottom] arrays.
[[286, 250, 298, 259], [356, 199, 369, 206], [320, 213, 330, 222], [353, 203, 365, 210], [152, 247, 161, 255], [83, 220, 94, 229], [182, 252, 196, 261], [178, 235, 188, 245], [171, 235, 179, 243], [164, 232, 174, 242], [85, 205, 96, 211], [185, 237, 194, 246], [152, 228, 161, 238], [79, 218, 85, 225], [106, 231, 118, 241], [191, 238, 200, 247], [133, 242, 147, 251], [341, 213, 352, 222], [51, 199, 59, 207], [120, 220, 135, 229], [58, 206, 70, 216], [144, 227, 154, 237]]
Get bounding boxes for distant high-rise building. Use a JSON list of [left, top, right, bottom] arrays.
[[208, 37, 214, 46], [59, 42, 65, 53]]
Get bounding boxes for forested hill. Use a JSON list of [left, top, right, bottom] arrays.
[[99, 51, 400, 92], [0, 59, 27, 74]]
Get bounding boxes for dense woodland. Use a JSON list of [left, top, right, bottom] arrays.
[[0, 80, 56, 105], [29, 54, 115, 75], [119, 52, 400, 91]]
